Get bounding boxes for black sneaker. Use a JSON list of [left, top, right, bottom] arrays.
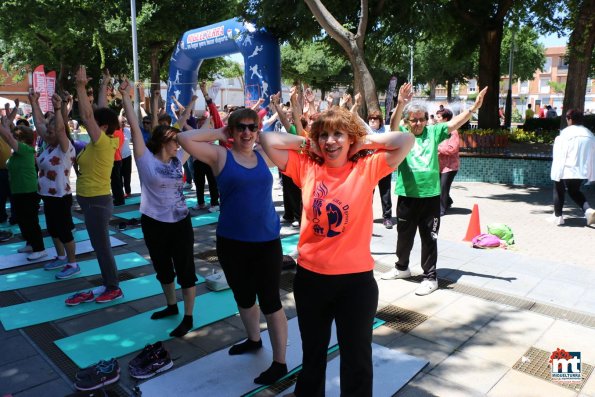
[[0, 230, 12, 242], [74, 359, 120, 391], [75, 358, 120, 381], [129, 347, 174, 379], [128, 341, 165, 370]]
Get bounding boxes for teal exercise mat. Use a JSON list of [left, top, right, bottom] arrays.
[[0, 274, 205, 330], [55, 289, 238, 368], [0, 253, 148, 292], [281, 233, 299, 254], [120, 212, 220, 239], [0, 229, 114, 256], [0, 214, 84, 236]]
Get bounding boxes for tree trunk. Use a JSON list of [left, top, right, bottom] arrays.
[[347, 42, 380, 117], [477, 26, 504, 129], [303, 0, 380, 115], [447, 80, 453, 102], [428, 79, 436, 100], [561, 0, 595, 128]]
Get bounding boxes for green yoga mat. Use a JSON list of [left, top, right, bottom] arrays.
[[121, 212, 220, 239], [0, 214, 83, 235], [0, 253, 148, 292], [0, 229, 115, 256], [55, 289, 238, 368], [0, 274, 205, 330]]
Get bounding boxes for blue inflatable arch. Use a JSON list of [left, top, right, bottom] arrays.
[[166, 18, 280, 123]]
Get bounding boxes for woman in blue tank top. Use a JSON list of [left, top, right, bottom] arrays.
[[178, 108, 288, 385]]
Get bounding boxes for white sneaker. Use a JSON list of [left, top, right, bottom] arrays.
[[586, 208, 595, 226], [415, 279, 438, 296], [291, 221, 300, 228], [208, 205, 220, 213], [547, 214, 564, 226], [17, 245, 33, 253], [27, 250, 47, 261], [380, 268, 411, 280]]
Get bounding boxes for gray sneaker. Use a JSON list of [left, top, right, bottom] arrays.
[[55, 264, 81, 279], [44, 257, 68, 270], [380, 268, 411, 280]]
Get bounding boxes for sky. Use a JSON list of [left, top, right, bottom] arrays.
[[538, 32, 569, 48]]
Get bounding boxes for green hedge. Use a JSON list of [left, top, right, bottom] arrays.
[[522, 114, 595, 132]]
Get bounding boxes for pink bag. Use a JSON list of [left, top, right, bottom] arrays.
[[471, 234, 502, 249]]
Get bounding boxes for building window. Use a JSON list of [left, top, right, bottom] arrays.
[[520, 80, 529, 94], [557, 57, 569, 71], [468, 79, 477, 93], [540, 78, 550, 94], [227, 78, 235, 86], [543, 57, 552, 73]]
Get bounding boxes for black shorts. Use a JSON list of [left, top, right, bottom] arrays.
[[216, 235, 283, 314], [42, 194, 74, 243], [141, 214, 197, 288]]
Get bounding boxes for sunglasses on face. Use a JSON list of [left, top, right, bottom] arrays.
[[408, 118, 426, 124], [368, 117, 382, 121], [235, 123, 258, 132]]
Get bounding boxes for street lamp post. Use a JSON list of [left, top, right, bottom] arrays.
[[504, 30, 515, 130]]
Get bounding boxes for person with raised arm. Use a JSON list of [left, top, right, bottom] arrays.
[[259, 106, 414, 397], [65, 66, 122, 305], [0, 102, 46, 260], [119, 79, 197, 337], [382, 85, 487, 296], [29, 91, 79, 277], [178, 108, 288, 385]]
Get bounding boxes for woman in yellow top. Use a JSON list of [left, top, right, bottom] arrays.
[[64, 67, 122, 305]]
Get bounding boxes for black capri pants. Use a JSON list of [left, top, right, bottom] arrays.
[[141, 214, 197, 288], [42, 194, 74, 244], [216, 235, 283, 315]]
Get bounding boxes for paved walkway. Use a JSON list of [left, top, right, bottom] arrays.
[[1, 169, 595, 396]]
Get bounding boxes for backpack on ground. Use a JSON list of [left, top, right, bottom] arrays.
[[471, 234, 502, 249], [487, 223, 514, 245]]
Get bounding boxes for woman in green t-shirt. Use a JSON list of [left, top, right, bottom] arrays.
[[0, 120, 46, 260]]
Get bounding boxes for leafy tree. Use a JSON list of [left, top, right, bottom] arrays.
[[0, 0, 131, 89], [559, 0, 595, 126], [499, 26, 545, 81], [280, 40, 349, 95]]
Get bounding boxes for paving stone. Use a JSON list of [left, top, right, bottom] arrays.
[[533, 319, 595, 362], [486, 370, 576, 397], [525, 279, 586, 307], [434, 295, 505, 331], [55, 304, 140, 335], [13, 377, 73, 397], [429, 351, 509, 394], [395, 372, 485, 397], [478, 309, 555, 344], [0, 355, 59, 395], [391, 288, 461, 317], [457, 328, 539, 367], [377, 278, 421, 302], [409, 317, 478, 350], [0, 335, 38, 367], [388, 333, 454, 372], [481, 271, 543, 297]]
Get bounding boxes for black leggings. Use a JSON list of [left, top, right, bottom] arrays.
[[553, 179, 590, 216], [12, 192, 44, 252], [141, 214, 197, 288], [440, 170, 458, 215], [121, 156, 132, 195], [293, 265, 378, 397], [193, 159, 219, 206], [42, 194, 74, 243], [216, 235, 282, 314]]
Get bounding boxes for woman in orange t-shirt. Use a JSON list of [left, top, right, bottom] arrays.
[[261, 106, 413, 396]]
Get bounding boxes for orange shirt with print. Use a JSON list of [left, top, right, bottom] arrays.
[[283, 150, 394, 275]]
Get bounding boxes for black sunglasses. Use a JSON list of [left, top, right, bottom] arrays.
[[235, 123, 258, 132]]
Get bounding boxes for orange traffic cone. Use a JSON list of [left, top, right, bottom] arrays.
[[463, 204, 481, 241]]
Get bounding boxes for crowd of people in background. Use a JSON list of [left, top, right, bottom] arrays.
[[1, 67, 594, 394]]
